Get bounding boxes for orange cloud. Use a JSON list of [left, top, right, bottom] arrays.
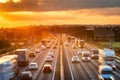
[[0, 8, 120, 28]]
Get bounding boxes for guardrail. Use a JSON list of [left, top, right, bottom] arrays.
[[115, 56, 120, 60]]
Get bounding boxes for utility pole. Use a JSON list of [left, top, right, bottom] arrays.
[[109, 27, 114, 49]]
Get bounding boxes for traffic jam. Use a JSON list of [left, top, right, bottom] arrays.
[[0, 34, 120, 80]]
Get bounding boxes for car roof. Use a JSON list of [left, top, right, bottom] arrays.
[[30, 62, 37, 64], [22, 71, 31, 74], [73, 56, 78, 57], [35, 49, 39, 50], [16, 49, 27, 51], [82, 51, 90, 54], [47, 56, 52, 58], [44, 64, 51, 67], [103, 49, 115, 57], [99, 66, 112, 71], [0, 55, 17, 64], [29, 52, 35, 54]]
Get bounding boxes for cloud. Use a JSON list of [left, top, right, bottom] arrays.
[[1, 8, 120, 22], [0, 11, 75, 21], [70, 8, 120, 16], [0, 0, 39, 12], [0, 0, 120, 12], [40, 0, 120, 11]]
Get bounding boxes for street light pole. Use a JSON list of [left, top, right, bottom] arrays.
[[109, 27, 114, 49]]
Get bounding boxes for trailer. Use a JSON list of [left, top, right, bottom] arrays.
[[0, 55, 19, 80], [15, 49, 29, 66], [98, 49, 116, 70]]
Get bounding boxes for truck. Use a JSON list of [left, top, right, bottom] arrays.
[[78, 40, 85, 48], [98, 65, 114, 80], [15, 49, 29, 66], [98, 49, 116, 70], [0, 55, 19, 80]]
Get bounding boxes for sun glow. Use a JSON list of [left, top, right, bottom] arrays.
[[0, 0, 20, 3], [0, 0, 9, 3], [13, 0, 20, 3]]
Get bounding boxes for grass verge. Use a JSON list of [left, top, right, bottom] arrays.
[[88, 41, 120, 57]]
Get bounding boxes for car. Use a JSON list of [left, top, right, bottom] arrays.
[[48, 51, 54, 57], [91, 49, 99, 59], [72, 45, 77, 49], [29, 52, 36, 57], [65, 43, 69, 46], [55, 43, 57, 45], [77, 49, 83, 55], [98, 65, 114, 80], [42, 64, 52, 73], [45, 56, 53, 62], [28, 63, 38, 70], [35, 49, 40, 53], [41, 45, 46, 50], [72, 56, 80, 63], [53, 45, 57, 49], [46, 45, 51, 49], [82, 51, 91, 61], [20, 71, 32, 80]]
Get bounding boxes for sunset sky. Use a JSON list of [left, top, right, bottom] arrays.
[[0, 0, 120, 27]]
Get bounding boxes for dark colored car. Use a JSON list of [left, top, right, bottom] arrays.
[[43, 64, 52, 73], [29, 52, 35, 57], [53, 45, 57, 49], [20, 71, 32, 80]]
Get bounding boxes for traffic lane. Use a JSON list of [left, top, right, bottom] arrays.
[[31, 49, 50, 80], [72, 45, 99, 70], [53, 46, 60, 80], [28, 38, 57, 62], [36, 46, 59, 80], [84, 45, 120, 80], [36, 48, 58, 80], [18, 44, 43, 73], [18, 47, 49, 80], [72, 47, 99, 80], [63, 41, 74, 80], [67, 46, 91, 80], [67, 44, 99, 80], [52, 42, 61, 80], [18, 38, 57, 79], [66, 47, 90, 80], [84, 46, 99, 66], [28, 50, 44, 62]]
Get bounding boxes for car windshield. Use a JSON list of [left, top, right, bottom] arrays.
[[78, 50, 82, 52], [93, 50, 99, 54], [83, 54, 89, 57], [30, 64, 36, 66], [101, 71, 112, 74], [104, 78, 112, 80], [22, 74, 29, 77], [30, 53, 34, 55], [17, 52, 26, 60], [104, 57, 114, 61], [73, 56, 78, 59]]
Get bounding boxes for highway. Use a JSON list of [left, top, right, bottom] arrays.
[[2, 35, 120, 80]]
